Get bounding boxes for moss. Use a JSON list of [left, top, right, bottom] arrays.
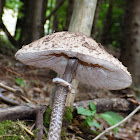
[[63, 106, 73, 124], [61, 127, 67, 140], [43, 106, 52, 130], [61, 107, 73, 139], [0, 120, 30, 140]]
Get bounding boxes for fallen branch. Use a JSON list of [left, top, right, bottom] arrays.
[[93, 105, 140, 140], [34, 109, 45, 140], [73, 98, 135, 113], [0, 98, 137, 122], [0, 104, 47, 122]]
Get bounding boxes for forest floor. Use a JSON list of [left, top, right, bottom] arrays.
[[0, 53, 139, 140]]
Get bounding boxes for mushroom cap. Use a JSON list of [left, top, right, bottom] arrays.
[[15, 32, 132, 90]]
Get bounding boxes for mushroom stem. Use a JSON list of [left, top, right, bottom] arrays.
[[47, 59, 78, 140]]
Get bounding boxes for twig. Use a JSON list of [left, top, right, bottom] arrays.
[[20, 95, 31, 103], [93, 105, 140, 140], [0, 83, 23, 95], [30, 123, 35, 131], [0, 83, 31, 103], [0, 92, 20, 105], [4, 67, 23, 77], [18, 121, 34, 136], [34, 109, 44, 140]]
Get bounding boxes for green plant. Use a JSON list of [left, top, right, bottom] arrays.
[[99, 111, 123, 133], [5, 0, 23, 12], [0, 120, 30, 139], [15, 77, 24, 87], [43, 107, 52, 130], [77, 102, 123, 134], [77, 102, 100, 134], [63, 107, 73, 124]]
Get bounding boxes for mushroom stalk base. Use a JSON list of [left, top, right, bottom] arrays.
[[47, 59, 78, 140]]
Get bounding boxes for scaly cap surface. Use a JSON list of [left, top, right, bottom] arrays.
[[15, 32, 132, 90]]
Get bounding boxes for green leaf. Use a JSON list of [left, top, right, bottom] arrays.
[[91, 130, 99, 135], [99, 113, 117, 131], [5, 0, 23, 12], [86, 117, 94, 127], [99, 111, 123, 133], [92, 121, 100, 129], [77, 107, 96, 116], [105, 111, 123, 124], [15, 78, 24, 87], [86, 117, 100, 129], [90, 102, 96, 111]]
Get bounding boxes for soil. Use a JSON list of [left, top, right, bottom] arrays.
[[0, 54, 139, 140]]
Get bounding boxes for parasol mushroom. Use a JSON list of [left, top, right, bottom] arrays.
[[15, 31, 132, 140]]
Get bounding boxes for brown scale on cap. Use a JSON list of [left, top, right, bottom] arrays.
[[15, 31, 132, 90]]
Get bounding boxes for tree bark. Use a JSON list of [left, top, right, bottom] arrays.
[[73, 98, 136, 113], [65, 0, 74, 30], [69, 0, 97, 36], [52, 0, 61, 32], [91, 0, 101, 40], [15, 0, 33, 46], [100, 0, 113, 45], [31, 0, 46, 41], [0, 0, 5, 27], [15, 0, 47, 47], [0, 105, 47, 122], [34, 109, 44, 140], [120, 0, 140, 88]]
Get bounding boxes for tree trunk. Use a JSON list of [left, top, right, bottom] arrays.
[[15, 0, 33, 46], [120, 0, 140, 88], [0, 0, 5, 27], [52, 0, 71, 31], [15, 0, 47, 47], [31, 0, 47, 41], [91, 0, 101, 40], [52, 0, 61, 32], [100, 0, 113, 45], [69, 0, 97, 36], [65, 0, 74, 30]]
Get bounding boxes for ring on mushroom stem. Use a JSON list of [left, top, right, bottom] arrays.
[[15, 31, 132, 140], [52, 77, 73, 92]]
